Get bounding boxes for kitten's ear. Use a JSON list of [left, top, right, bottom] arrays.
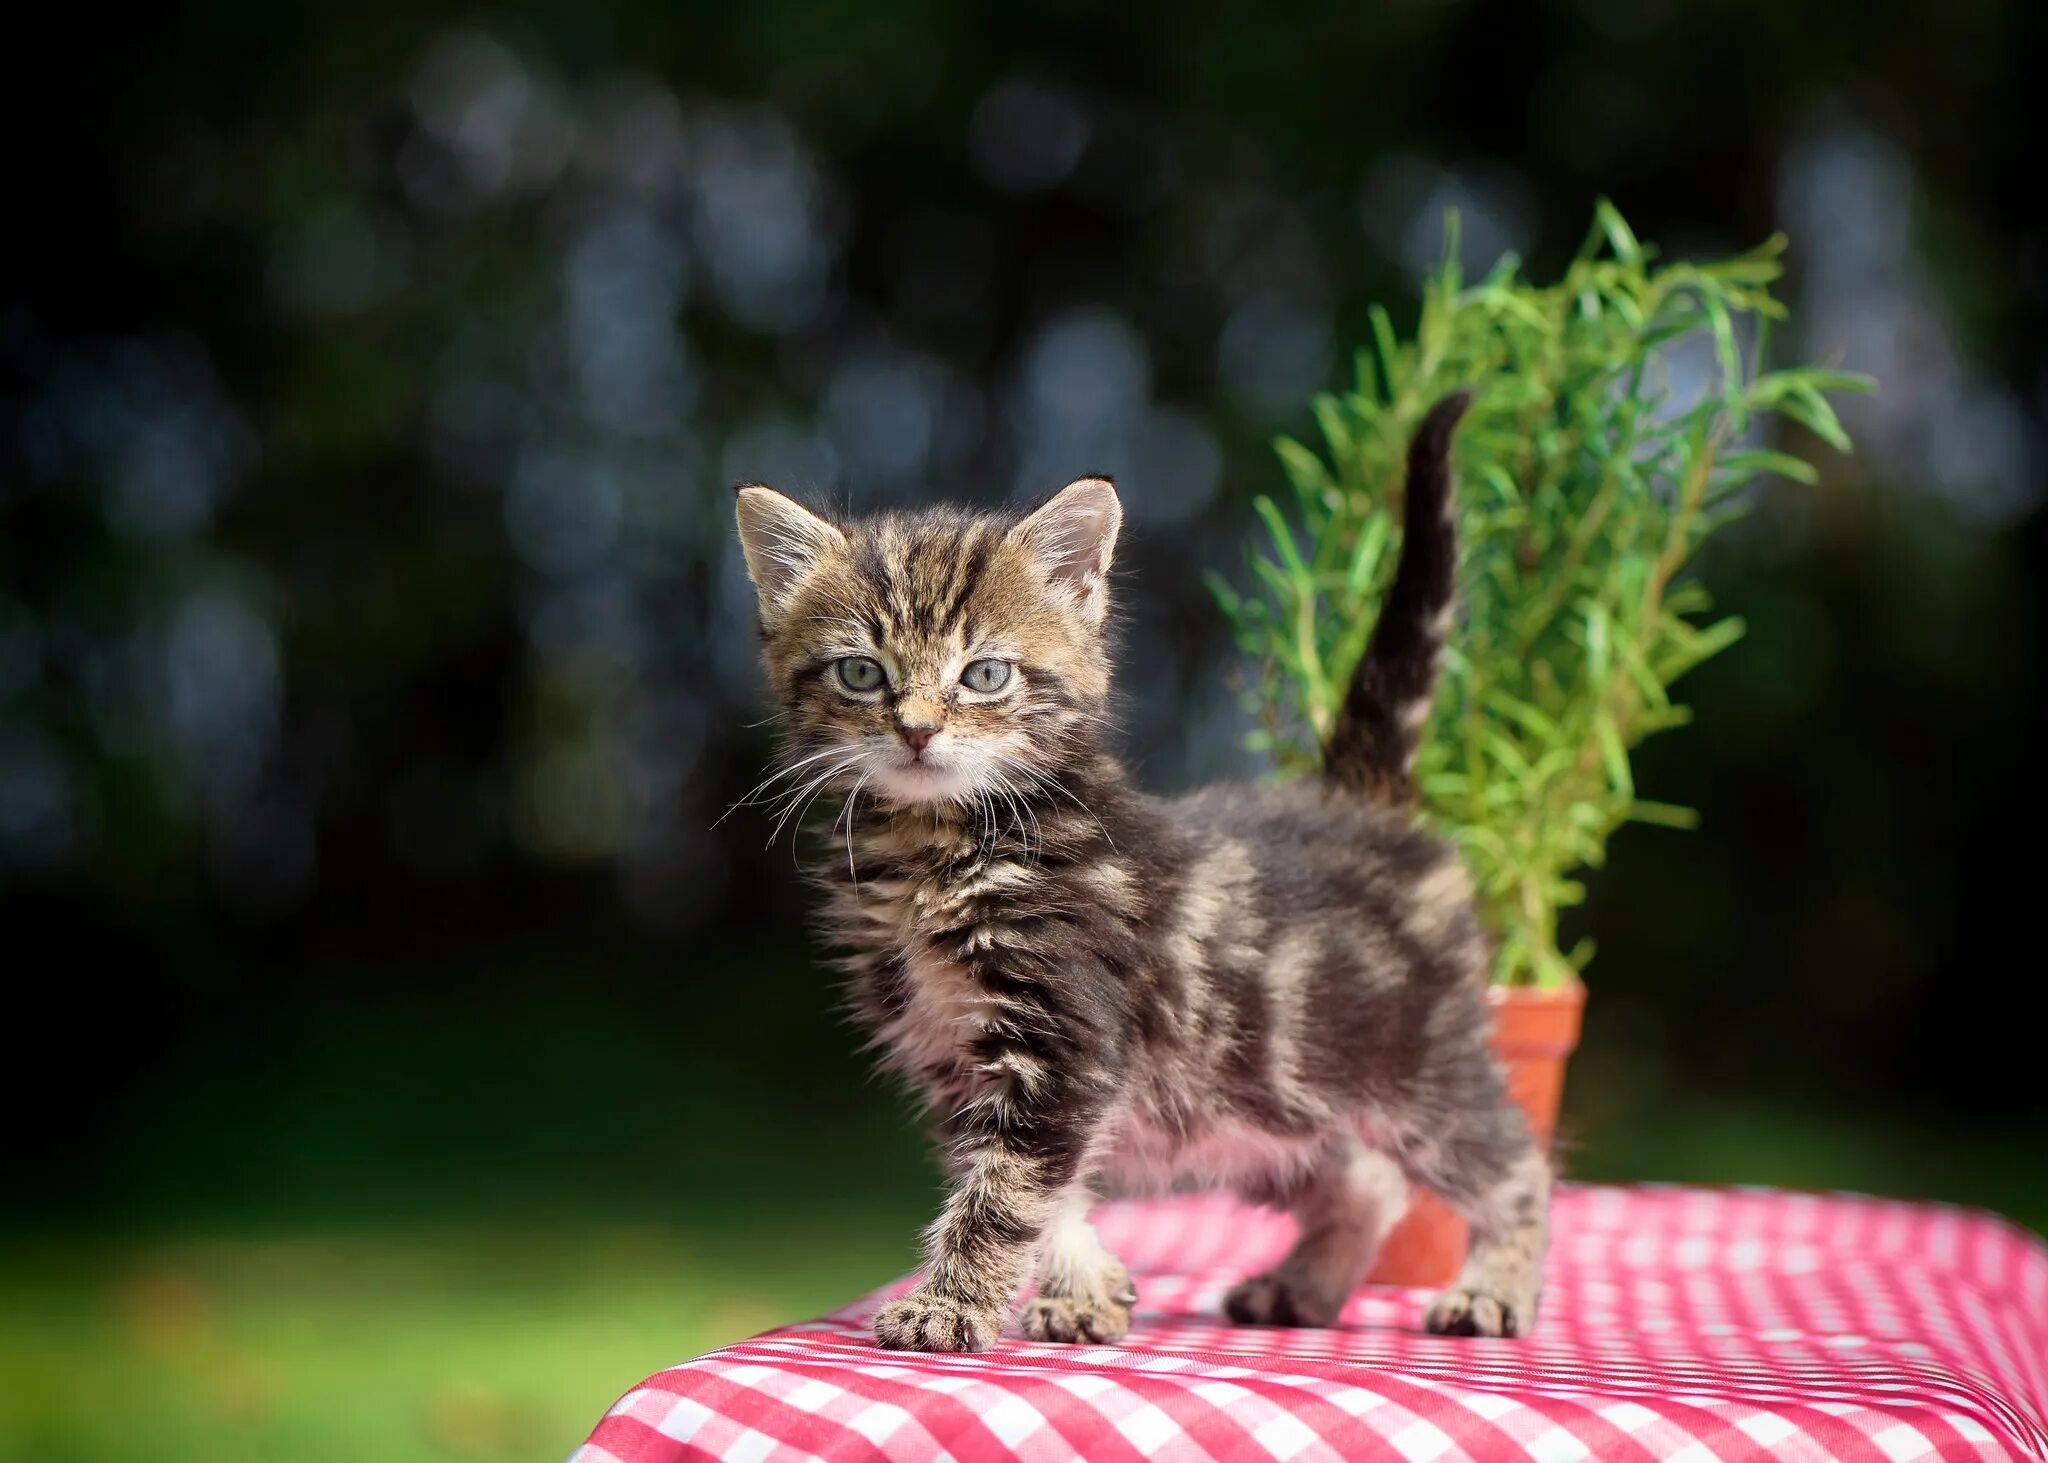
[[734, 484, 847, 622], [1013, 476, 1121, 627]]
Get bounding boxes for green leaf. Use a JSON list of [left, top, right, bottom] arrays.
[[1312, 395, 1355, 464], [1274, 437, 1333, 502], [1478, 464, 1522, 503], [1704, 293, 1747, 431], [1205, 571, 1243, 620], [1483, 689, 1563, 741], [1253, 496, 1313, 586], [1716, 449, 1819, 486], [1596, 719, 1633, 797], [1369, 305, 1403, 400], [1782, 381, 1854, 453], [1583, 603, 1613, 684], [1627, 800, 1702, 829], [1593, 197, 1643, 266], [1344, 514, 1391, 593], [1783, 367, 1876, 395]]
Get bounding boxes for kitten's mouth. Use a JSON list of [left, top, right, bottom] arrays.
[[871, 752, 973, 805]]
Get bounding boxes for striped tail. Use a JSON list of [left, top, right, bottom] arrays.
[[1322, 390, 1472, 810]]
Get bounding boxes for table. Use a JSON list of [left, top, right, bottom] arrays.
[[576, 1185, 2048, 1461]]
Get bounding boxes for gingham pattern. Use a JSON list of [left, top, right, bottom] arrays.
[[577, 1186, 2048, 1462]]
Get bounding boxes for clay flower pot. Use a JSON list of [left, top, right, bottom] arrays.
[[1364, 979, 1586, 1287]]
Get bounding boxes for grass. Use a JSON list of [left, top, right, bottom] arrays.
[[5, 1102, 2041, 1463], [1567, 1098, 2048, 1236], [0, 1212, 922, 1463]]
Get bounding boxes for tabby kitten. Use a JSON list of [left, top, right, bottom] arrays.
[[733, 392, 1548, 1352]]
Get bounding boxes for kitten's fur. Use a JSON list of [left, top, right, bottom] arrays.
[[734, 392, 1548, 1352]]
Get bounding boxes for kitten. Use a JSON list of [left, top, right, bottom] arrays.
[[733, 391, 1548, 1352]]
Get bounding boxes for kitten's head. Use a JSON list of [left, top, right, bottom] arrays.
[[733, 479, 1120, 810]]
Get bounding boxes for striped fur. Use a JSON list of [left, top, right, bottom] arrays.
[[1323, 390, 1472, 809], [732, 408, 1546, 1353]]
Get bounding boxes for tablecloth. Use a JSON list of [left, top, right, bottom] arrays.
[[576, 1185, 2048, 1461]]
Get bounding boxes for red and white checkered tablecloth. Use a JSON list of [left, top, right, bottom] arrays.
[[576, 1185, 2048, 1462]]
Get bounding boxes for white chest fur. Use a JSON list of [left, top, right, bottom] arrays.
[[883, 942, 995, 1078], [851, 870, 1006, 1082]]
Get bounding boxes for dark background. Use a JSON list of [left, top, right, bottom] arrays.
[[3, 3, 2043, 1459]]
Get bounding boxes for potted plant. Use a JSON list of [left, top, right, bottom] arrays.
[[1212, 202, 1871, 1283]]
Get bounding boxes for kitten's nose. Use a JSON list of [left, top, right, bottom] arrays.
[[896, 723, 937, 755]]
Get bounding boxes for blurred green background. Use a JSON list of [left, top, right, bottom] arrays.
[[3, 2, 2044, 1460]]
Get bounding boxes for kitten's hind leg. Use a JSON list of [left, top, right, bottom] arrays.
[[1019, 1186, 1136, 1343], [1224, 1143, 1408, 1328], [1407, 1125, 1551, 1339]]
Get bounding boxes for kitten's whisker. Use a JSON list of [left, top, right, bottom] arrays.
[[997, 755, 1116, 850], [997, 793, 1021, 857], [771, 755, 858, 820], [721, 763, 814, 823], [760, 776, 833, 847], [787, 768, 849, 864], [1053, 706, 1119, 735], [717, 745, 853, 827], [763, 756, 862, 849], [993, 782, 1026, 859], [971, 761, 1019, 856], [727, 768, 832, 834], [840, 771, 871, 890], [985, 766, 1043, 862]]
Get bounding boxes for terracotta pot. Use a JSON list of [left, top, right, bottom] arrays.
[[1363, 978, 1585, 1287]]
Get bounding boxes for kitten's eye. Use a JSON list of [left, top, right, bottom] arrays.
[[961, 659, 1013, 694], [835, 656, 886, 694]]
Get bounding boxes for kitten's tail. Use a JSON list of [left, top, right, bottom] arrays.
[[1321, 390, 1473, 811]]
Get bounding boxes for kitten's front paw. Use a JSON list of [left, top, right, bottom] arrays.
[[1018, 1289, 1134, 1344], [1223, 1271, 1345, 1328], [1423, 1285, 1530, 1338], [873, 1288, 1001, 1353]]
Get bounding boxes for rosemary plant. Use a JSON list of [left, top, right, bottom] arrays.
[[1212, 202, 1873, 988]]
